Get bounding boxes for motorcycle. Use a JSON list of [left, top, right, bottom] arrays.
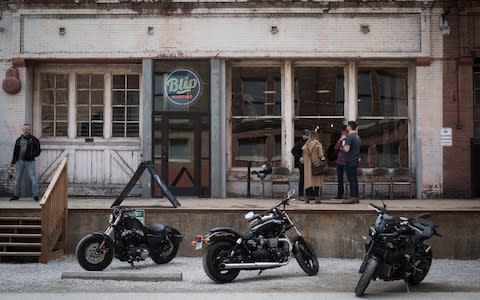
[[355, 201, 441, 296], [192, 189, 319, 283], [76, 206, 183, 271]]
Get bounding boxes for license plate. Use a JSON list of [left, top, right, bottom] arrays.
[[192, 234, 204, 250]]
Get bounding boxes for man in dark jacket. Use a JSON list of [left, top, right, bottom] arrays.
[[291, 129, 309, 200], [9, 124, 41, 201]]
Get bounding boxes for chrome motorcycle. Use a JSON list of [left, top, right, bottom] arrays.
[[355, 201, 441, 297], [76, 206, 182, 271], [193, 190, 319, 283]]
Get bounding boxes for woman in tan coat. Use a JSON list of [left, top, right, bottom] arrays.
[[300, 130, 326, 203]]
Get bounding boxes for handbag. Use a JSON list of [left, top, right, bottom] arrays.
[[308, 145, 326, 176]]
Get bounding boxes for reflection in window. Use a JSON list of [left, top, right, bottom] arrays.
[[294, 67, 344, 116], [76, 74, 104, 137], [358, 68, 408, 117], [358, 119, 409, 168], [231, 67, 281, 167], [169, 139, 190, 161], [112, 74, 140, 137], [40, 74, 69, 137]]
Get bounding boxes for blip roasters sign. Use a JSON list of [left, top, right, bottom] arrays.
[[165, 68, 201, 106]]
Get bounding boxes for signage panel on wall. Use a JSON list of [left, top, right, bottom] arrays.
[[164, 68, 201, 106], [440, 128, 452, 146]]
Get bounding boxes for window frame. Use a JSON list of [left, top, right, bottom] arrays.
[[34, 64, 142, 142]]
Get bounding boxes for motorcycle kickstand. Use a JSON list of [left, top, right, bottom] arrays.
[[403, 280, 410, 293], [128, 260, 139, 269], [257, 270, 264, 276]]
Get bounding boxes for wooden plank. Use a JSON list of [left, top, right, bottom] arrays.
[[0, 242, 41, 247], [0, 225, 41, 229], [0, 233, 41, 238], [0, 217, 41, 221], [0, 251, 41, 256]]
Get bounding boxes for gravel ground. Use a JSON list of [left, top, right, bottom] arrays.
[[1, 256, 480, 294]]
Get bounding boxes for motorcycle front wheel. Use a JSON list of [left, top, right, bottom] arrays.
[[354, 258, 378, 297], [151, 238, 179, 264], [202, 241, 240, 284], [408, 246, 433, 286], [75, 234, 114, 271], [293, 237, 319, 276]]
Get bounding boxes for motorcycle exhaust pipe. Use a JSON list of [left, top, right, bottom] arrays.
[[219, 261, 289, 270]]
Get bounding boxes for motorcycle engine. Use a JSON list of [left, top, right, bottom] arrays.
[[247, 236, 289, 262], [119, 229, 150, 261]]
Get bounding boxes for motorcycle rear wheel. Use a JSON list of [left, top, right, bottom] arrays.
[[151, 239, 179, 264], [408, 247, 433, 286], [76, 234, 114, 271], [202, 241, 240, 284], [354, 258, 378, 297], [294, 237, 319, 276]]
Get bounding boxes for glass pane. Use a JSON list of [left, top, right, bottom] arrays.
[[77, 106, 89, 121], [113, 75, 125, 90], [294, 67, 345, 116], [56, 105, 68, 121], [91, 75, 104, 89], [41, 74, 55, 89], [40, 90, 54, 105], [127, 106, 139, 121], [231, 67, 281, 117], [91, 122, 104, 137], [56, 74, 68, 89], [91, 90, 104, 105], [42, 122, 54, 136], [56, 122, 68, 136], [476, 91, 480, 105], [154, 73, 164, 95], [41, 106, 54, 120], [127, 91, 139, 105], [113, 107, 125, 121], [112, 123, 125, 137], [113, 91, 125, 105], [56, 90, 68, 105], [153, 115, 163, 159], [91, 106, 104, 121], [76, 74, 90, 89], [126, 123, 139, 137], [127, 74, 140, 89], [169, 139, 189, 160], [358, 119, 409, 168], [77, 91, 90, 105], [358, 67, 408, 117], [77, 122, 89, 137]]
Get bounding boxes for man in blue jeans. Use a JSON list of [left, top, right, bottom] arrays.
[[342, 121, 361, 204], [9, 124, 41, 202]]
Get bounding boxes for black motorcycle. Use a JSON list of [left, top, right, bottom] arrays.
[[193, 190, 319, 283], [355, 201, 441, 296], [76, 206, 183, 271]]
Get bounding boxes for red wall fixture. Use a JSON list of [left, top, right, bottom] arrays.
[[2, 67, 21, 95]]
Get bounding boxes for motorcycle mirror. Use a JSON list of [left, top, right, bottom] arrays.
[[245, 211, 255, 220], [287, 189, 296, 199]]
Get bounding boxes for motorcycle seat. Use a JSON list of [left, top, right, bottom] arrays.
[[146, 224, 166, 234], [210, 227, 253, 240]]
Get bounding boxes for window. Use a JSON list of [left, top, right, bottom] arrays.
[[37, 66, 141, 140], [293, 66, 346, 166], [40, 74, 69, 137], [474, 68, 480, 137], [76, 74, 104, 137], [231, 67, 281, 167], [112, 74, 140, 137], [357, 67, 409, 168]]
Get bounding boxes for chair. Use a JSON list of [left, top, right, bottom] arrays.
[[370, 168, 392, 199], [391, 168, 414, 199], [271, 166, 292, 197], [356, 168, 368, 199]]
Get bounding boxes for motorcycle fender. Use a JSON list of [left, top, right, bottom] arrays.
[[359, 256, 378, 273], [164, 226, 183, 242], [89, 232, 114, 247], [206, 231, 239, 244]]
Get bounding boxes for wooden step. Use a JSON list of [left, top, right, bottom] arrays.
[[0, 251, 41, 256], [0, 225, 41, 229], [0, 233, 41, 238], [0, 216, 41, 221], [0, 242, 41, 247]]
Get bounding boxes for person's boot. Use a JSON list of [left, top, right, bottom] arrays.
[[342, 197, 359, 204], [314, 196, 322, 204]]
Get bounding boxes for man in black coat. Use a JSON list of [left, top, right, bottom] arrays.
[[291, 129, 309, 200], [9, 124, 41, 202]]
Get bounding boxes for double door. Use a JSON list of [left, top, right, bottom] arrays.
[[153, 113, 209, 197]]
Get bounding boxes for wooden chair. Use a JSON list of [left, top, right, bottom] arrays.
[[391, 168, 414, 199], [271, 166, 292, 197]]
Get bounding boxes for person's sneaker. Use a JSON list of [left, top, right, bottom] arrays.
[[9, 196, 19, 201], [34, 196, 40, 202], [297, 196, 305, 201]]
